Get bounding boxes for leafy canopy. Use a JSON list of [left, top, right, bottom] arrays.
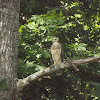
[[19, 0, 100, 99]]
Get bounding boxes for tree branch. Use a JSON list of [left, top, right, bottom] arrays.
[[17, 57, 100, 91]]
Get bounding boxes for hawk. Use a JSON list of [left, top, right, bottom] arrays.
[[50, 37, 64, 75]]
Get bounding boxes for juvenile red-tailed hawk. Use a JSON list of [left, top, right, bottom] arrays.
[[50, 37, 64, 75]]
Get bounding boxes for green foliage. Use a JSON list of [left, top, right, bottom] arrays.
[[18, 10, 67, 78], [88, 82, 100, 99], [19, 0, 100, 99], [0, 79, 9, 91]]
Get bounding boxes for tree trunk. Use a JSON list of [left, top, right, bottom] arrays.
[[0, 0, 20, 99]]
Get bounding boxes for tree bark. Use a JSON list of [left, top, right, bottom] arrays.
[[0, 0, 20, 99]]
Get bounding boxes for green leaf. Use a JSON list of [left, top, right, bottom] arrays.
[[40, 26, 46, 31], [46, 36, 53, 42], [27, 22, 37, 30], [43, 50, 51, 58], [37, 18, 45, 25], [35, 64, 46, 71], [74, 14, 82, 18], [19, 25, 25, 33], [26, 61, 34, 68], [37, 49, 51, 58], [74, 43, 88, 51], [78, 43, 88, 47], [84, 25, 89, 30], [59, 11, 63, 17], [88, 81, 100, 99], [51, 10, 56, 16]]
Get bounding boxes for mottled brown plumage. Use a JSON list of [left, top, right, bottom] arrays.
[[50, 37, 64, 75]]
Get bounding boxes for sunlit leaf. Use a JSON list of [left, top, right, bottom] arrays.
[[19, 25, 25, 33]]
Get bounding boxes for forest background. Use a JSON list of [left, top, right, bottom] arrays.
[[14, 0, 100, 99]]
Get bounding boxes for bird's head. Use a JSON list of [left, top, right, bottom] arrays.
[[52, 37, 59, 43]]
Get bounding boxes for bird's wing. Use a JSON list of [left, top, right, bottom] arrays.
[[61, 43, 64, 62], [50, 45, 54, 64]]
